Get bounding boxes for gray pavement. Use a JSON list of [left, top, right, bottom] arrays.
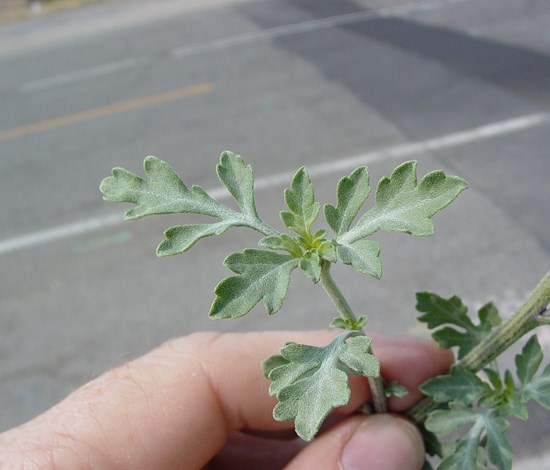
[[1, 0, 549, 464]]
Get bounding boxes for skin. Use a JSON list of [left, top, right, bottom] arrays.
[[0, 330, 453, 469]]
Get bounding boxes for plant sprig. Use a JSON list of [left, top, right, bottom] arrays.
[[422, 335, 550, 470], [101, 151, 549, 468]]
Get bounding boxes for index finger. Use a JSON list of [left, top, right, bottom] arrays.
[[0, 330, 452, 469]]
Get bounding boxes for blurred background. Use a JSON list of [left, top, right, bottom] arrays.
[[1, 0, 549, 465]]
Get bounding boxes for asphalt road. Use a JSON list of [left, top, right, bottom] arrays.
[[1, 0, 549, 464]]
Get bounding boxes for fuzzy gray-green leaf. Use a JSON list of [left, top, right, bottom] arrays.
[[157, 222, 233, 256], [324, 167, 370, 236], [336, 240, 381, 279], [101, 154, 277, 252], [210, 249, 300, 319], [262, 354, 290, 378], [300, 251, 322, 283], [317, 240, 337, 262], [100, 156, 228, 220], [280, 167, 320, 237], [259, 234, 302, 257], [267, 332, 379, 440], [216, 151, 258, 218], [338, 161, 467, 244]]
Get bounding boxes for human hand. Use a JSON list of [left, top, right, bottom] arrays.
[[0, 330, 452, 469]]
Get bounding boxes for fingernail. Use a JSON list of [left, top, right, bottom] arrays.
[[341, 414, 424, 470]]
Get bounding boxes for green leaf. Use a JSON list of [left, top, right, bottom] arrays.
[[210, 249, 300, 319], [426, 401, 479, 436], [329, 315, 368, 331], [259, 234, 302, 257], [421, 366, 490, 404], [157, 222, 232, 255], [338, 335, 380, 376], [515, 335, 543, 386], [338, 161, 468, 244], [420, 425, 443, 458], [216, 151, 259, 218], [427, 404, 513, 470], [262, 354, 290, 378], [101, 154, 276, 255], [521, 363, 550, 409], [100, 156, 228, 220], [280, 167, 320, 237], [416, 292, 471, 329], [416, 294, 501, 359], [317, 239, 337, 263], [478, 302, 502, 328], [485, 413, 514, 470], [324, 167, 370, 236], [484, 367, 502, 391], [300, 251, 322, 284], [266, 332, 379, 440], [336, 240, 382, 279], [385, 380, 409, 398], [498, 389, 529, 420]]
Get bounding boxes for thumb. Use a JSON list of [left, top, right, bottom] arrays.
[[285, 414, 425, 470]]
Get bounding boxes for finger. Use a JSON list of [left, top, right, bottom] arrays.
[[206, 432, 307, 470], [0, 330, 451, 469], [285, 414, 425, 470]]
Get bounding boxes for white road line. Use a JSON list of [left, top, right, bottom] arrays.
[[20, 58, 149, 92], [171, 0, 469, 57], [18, 0, 469, 92], [1, 110, 548, 257]]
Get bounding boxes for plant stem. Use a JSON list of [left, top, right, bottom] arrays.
[[408, 270, 550, 423], [320, 261, 387, 413], [460, 270, 550, 371]]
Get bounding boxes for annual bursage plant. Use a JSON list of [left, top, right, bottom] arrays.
[[100, 152, 550, 469]]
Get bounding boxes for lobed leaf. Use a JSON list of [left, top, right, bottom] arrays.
[[416, 293, 501, 359], [515, 335, 543, 386], [101, 153, 277, 255], [157, 222, 232, 255], [485, 414, 514, 470], [427, 404, 513, 470], [336, 239, 382, 279], [317, 239, 338, 263], [324, 167, 370, 236], [265, 332, 379, 440], [421, 366, 490, 404], [338, 161, 468, 244], [280, 167, 320, 237], [216, 151, 258, 218], [210, 249, 300, 319], [299, 252, 322, 284], [259, 234, 302, 257], [521, 363, 550, 409], [262, 354, 290, 378], [426, 402, 479, 438], [100, 156, 228, 220]]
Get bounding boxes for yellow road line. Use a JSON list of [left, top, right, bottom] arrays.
[[0, 82, 213, 142]]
